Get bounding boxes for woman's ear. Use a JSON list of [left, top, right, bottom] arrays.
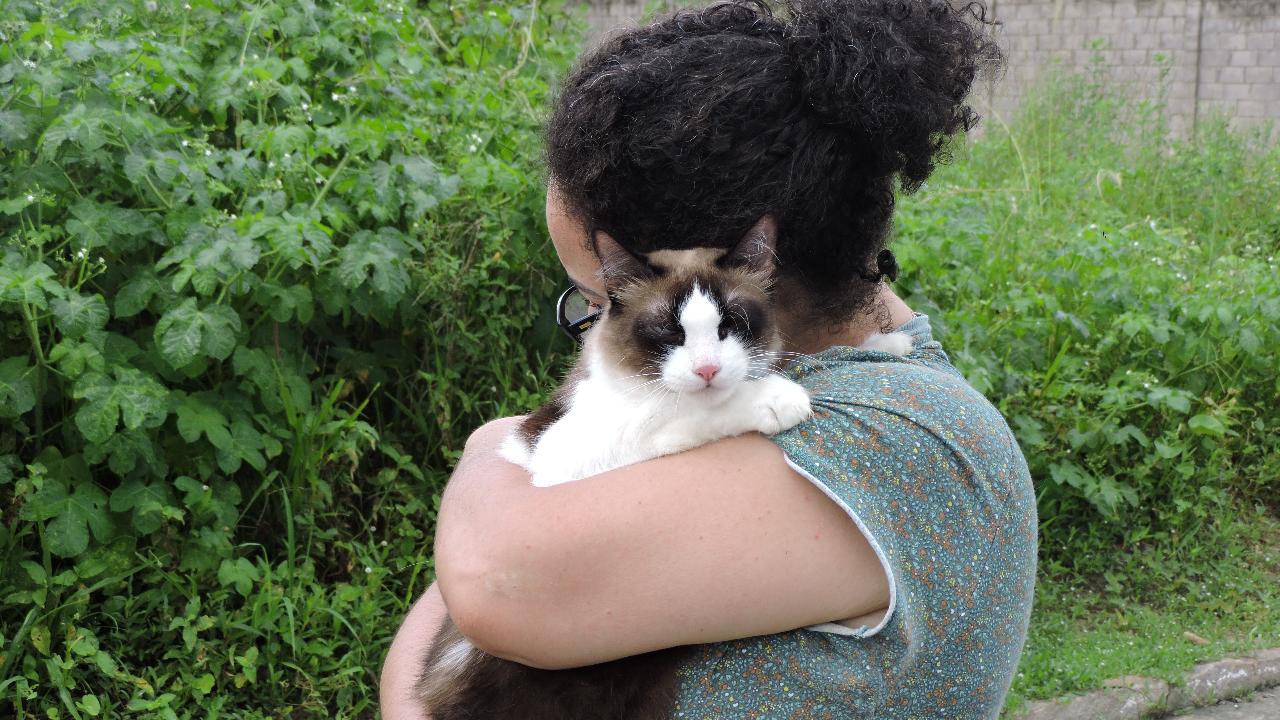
[[592, 229, 650, 287], [721, 214, 778, 274]]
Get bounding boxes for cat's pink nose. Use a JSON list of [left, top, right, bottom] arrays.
[[694, 364, 720, 383]]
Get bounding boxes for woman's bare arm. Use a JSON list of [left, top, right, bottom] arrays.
[[434, 417, 889, 671], [379, 582, 446, 720]]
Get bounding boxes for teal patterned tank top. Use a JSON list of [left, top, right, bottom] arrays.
[[671, 314, 1037, 719]]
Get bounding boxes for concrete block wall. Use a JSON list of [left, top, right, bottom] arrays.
[[586, 0, 679, 38], [987, 0, 1204, 137], [1196, 1, 1280, 124], [990, 0, 1280, 135], [580, 0, 1280, 136]]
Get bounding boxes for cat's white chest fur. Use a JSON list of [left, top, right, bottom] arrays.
[[503, 367, 813, 487], [501, 330, 913, 487]]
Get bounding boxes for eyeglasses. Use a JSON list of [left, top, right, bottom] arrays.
[[556, 285, 603, 343]]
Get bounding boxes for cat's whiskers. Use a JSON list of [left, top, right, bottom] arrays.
[[753, 348, 823, 372], [625, 378, 669, 402], [614, 370, 663, 385]]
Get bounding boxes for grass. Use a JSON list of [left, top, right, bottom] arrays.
[[1006, 511, 1280, 712]]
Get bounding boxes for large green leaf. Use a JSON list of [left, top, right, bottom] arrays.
[[51, 293, 109, 339], [0, 356, 37, 418], [110, 477, 179, 534], [0, 259, 57, 308], [216, 557, 260, 597], [20, 475, 111, 558], [64, 199, 150, 251], [335, 228, 412, 303], [153, 298, 242, 368], [72, 368, 169, 444], [113, 270, 161, 318], [48, 339, 106, 379], [175, 393, 233, 449], [84, 429, 168, 478]]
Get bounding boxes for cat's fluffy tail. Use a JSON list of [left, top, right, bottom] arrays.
[[859, 331, 914, 356]]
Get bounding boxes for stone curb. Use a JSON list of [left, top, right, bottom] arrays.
[[1013, 648, 1280, 720]]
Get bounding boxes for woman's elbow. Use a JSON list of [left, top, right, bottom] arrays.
[[435, 557, 582, 670], [443, 586, 575, 670]]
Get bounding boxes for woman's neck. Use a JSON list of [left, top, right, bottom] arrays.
[[779, 285, 915, 356]]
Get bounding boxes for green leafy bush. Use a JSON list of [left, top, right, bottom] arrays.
[[1, 0, 580, 715], [895, 69, 1280, 587]]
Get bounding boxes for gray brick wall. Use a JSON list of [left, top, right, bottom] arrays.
[[580, 0, 1280, 136]]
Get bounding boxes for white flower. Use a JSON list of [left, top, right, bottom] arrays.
[[467, 144, 477, 153], [283, 153, 291, 160], [22, 59, 36, 68], [181, 139, 189, 147], [364, 566, 373, 574], [76, 249, 87, 259], [301, 102, 309, 110], [315, 176, 324, 184], [380, 540, 388, 547], [204, 149, 212, 156], [248, 80, 255, 87], [25, 194, 34, 202], [202, 484, 209, 491], [96, 256, 104, 264], [331, 92, 340, 101], [268, 161, 275, 169]]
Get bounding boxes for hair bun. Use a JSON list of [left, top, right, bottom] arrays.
[[782, 0, 1001, 190]]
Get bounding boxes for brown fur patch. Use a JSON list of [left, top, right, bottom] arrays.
[[515, 363, 586, 445], [418, 616, 688, 720]]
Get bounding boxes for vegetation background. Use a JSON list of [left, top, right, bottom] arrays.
[[0, 0, 1276, 717]]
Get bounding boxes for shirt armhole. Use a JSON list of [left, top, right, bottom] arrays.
[[782, 453, 898, 639]]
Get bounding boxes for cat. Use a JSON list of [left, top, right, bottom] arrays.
[[417, 215, 912, 719]]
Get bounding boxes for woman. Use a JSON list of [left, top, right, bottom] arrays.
[[382, 0, 1036, 717]]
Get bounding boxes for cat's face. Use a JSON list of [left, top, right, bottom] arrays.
[[589, 218, 781, 400]]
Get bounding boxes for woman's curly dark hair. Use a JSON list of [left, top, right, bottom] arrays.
[[544, 0, 1002, 324]]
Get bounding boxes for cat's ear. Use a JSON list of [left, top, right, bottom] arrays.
[[592, 229, 650, 287], [721, 214, 778, 274]]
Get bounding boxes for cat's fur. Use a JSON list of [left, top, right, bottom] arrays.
[[417, 216, 912, 718]]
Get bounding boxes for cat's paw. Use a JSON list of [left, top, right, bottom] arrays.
[[859, 330, 913, 357], [753, 377, 812, 435]]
